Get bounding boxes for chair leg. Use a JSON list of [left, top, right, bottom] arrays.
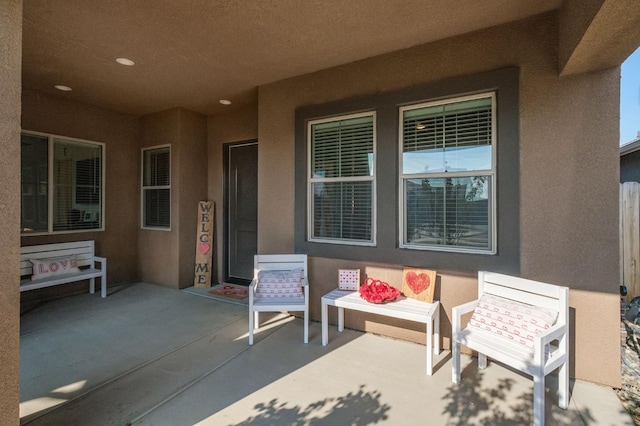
[[559, 361, 569, 409], [304, 309, 309, 344], [478, 353, 487, 369], [248, 309, 254, 345], [533, 374, 545, 426], [452, 339, 461, 383], [254, 311, 259, 329]]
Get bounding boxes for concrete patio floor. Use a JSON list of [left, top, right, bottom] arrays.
[[20, 283, 632, 425]]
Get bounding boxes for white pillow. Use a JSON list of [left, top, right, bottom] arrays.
[[30, 256, 80, 281], [469, 293, 558, 350], [255, 268, 304, 298]]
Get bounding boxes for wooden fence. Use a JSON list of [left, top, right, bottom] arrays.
[[621, 182, 640, 301]]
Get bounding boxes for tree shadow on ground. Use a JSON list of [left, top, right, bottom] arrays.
[[231, 384, 390, 426], [442, 363, 594, 425]]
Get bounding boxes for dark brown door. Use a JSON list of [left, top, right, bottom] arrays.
[[224, 141, 258, 284]]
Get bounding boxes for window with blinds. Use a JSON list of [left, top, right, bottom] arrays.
[[400, 93, 495, 253], [308, 113, 375, 245], [20, 132, 104, 234], [142, 145, 171, 229]]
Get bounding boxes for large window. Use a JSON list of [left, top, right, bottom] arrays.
[[308, 113, 375, 245], [400, 94, 496, 253], [142, 145, 171, 229], [295, 68, 519, 273], [21, 132, 104, 234]]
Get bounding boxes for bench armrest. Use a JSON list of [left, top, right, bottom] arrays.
[[93, 256, 107, 270]]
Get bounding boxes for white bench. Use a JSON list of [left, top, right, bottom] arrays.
[[20, 240, 107, 298], [452, 271, 569, 426], [321, 289, 440, 375]]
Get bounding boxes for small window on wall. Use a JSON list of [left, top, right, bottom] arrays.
[[20, 132, 104, 234], [142, 145, 171, 229], [399, 93, 496, 253], [308, 112, 376, 245]]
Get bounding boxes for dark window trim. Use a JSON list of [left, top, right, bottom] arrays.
[[294, 68, 520, 274]]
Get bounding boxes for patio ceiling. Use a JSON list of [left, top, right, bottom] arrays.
[[22, 0, 563, 117]]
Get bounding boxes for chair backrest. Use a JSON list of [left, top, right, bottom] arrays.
[[478, 271, 569, 326], [254, 254, 308, 278]]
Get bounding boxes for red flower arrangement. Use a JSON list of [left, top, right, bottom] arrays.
[[359, 277, 400, 304]]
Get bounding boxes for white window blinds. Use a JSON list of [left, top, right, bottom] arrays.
[[309, 113, 375, 245], [400, 94, 495, 252]]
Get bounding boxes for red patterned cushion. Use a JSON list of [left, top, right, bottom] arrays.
[[30, 256, 80, 281], [469, 293, 558, 349], [255, 268, 304, 298]]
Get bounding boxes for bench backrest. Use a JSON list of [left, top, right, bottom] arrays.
[[254, 254, 308, 278], [20, 240, 97, 277], [478, 270, 569, 326]]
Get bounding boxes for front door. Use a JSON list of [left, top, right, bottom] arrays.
[[224, 141, 258, 284]]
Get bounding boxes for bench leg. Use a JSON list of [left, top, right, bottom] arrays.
[[434, 307, 440, 355], [337, 307, 344, 332], [101, 272, 107, 298], [89, 277, 95, 294], [533, 374, 545, 426]]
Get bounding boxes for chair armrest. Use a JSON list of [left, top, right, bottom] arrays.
[[536, 322, 567, 346], [452, 300, 478, 338], [452, 300, 478, 318]]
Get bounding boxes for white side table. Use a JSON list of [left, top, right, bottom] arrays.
[[321, 288, 440, 375]]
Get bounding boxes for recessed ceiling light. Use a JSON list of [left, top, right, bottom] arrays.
[[54, 85, 72, 91], [116, 57, 135, 66], [219, 99, 232, 105]]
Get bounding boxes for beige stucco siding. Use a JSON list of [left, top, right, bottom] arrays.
[[20, 89, 140, 292], [256, 13, 620, 386], [0, 0, 22, 421]]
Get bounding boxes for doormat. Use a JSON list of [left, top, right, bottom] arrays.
[[208, 284, 249, 300]]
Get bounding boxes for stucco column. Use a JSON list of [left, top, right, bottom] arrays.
[[0, 0, 23, 421]]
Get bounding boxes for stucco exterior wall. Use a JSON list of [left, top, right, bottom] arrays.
[[257, 13, 620, 386], [0, 0, 22, 421], [176, 109, 208, 288], [207, 105, 258, 283], [20, 89, 140, 291], [139, 109, 181, 287], [139, 108, 208, 288]]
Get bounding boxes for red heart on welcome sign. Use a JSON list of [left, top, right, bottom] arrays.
[[198, 243, 210, 255], [406, 271, 430, 294]]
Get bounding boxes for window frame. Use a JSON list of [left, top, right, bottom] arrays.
[[398, 92, 497, 254], [141, 144, 172, 231], [20, 130, 105, 236], [307, 111, 377, 246], [294, 68, 520, 274]]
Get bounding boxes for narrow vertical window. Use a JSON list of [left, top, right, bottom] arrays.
[[308, 113, 376, 245], [142, 145, 171, 229], [400, 94, 496, 253]]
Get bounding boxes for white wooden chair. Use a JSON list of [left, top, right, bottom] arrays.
[[248, 254, 309, 345], [452, 271, 569, 426]]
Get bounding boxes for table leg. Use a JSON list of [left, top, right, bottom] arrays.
[[338, 307, 344, 332], [434, 305, 440, 355], [322, 298, 328, 346], [426, 318, 433, 376]]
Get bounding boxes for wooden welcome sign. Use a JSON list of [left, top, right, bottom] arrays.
[[194, 201, 215, 288]]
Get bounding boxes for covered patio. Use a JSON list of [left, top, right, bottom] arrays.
[[20, 284, 631, 425]]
